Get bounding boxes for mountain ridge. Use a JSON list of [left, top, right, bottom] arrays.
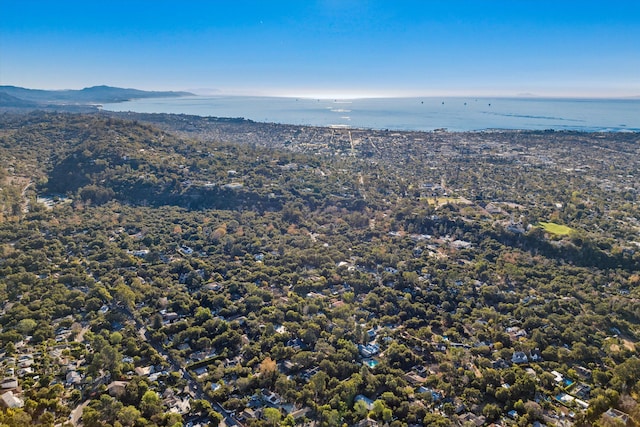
[[0, 91, 41, 108], [0, 85, 194, 107]]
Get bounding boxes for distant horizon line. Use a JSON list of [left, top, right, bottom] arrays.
[[183, 87, 640, 100], [2, 83, 638, 101], [168, 91, 640, 101], [135, 88, 640, 101]]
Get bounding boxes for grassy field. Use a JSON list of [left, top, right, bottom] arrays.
[[539, 221, 574, 235]]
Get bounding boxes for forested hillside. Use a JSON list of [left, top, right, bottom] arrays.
[[0, 111, 639, 427]]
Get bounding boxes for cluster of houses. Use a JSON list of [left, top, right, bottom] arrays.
[[235, 389, 311, 423], [510, 349, 543, 365], [0, 354, 22, 410], [155, 270, 613, 427], [156, 293, 598, 427], [1, 342, 73, 411], [0, 231, 630, 427]]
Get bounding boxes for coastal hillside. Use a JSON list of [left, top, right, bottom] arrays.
[[0, 92, 40, 108], [0, 85, 192, 109], [0, 111, 639, 426]]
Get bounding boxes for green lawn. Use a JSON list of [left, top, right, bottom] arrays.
[[539, 221, 574, 235]]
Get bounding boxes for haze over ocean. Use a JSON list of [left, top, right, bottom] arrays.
[[102, 96, 640, 132]]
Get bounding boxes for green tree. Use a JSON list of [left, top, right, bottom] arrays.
[[16, 318, 37, 335], [209, 410, 224, 426], [117, 405, 141, 427], [354, 400, 369, 420], [140, 390, 162, 418], [263, 407, 282, 427], [382, 407, 393, 423], [483, 403, 501, 421]]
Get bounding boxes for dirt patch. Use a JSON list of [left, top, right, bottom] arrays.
[[623, 339, 636, 352]]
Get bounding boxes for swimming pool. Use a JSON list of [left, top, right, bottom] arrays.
[[363, 359, 379, 368]]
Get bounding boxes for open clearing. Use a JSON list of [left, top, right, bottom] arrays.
[[425, 197, 472, 207], [539, 221, 574, 235]]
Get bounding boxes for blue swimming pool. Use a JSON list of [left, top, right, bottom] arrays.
[[363, 359, 379, 368]]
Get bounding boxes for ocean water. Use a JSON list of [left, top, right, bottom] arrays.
[[102, 96, 640, 132]]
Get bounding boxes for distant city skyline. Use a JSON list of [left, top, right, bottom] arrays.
[[1, 0, 639, 98]]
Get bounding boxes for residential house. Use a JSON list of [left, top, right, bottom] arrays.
[[179, 246, 194, 255], [286, 338, 306, 351], [301, 366, 320, 381], [262, 389, 281, 405], [224, 356, 242, 368], [0, 391, 23, 408], [17, 367, 33, 377], [506, 326, 527, 340], [289, 406, 311, 421], [135, 365, 154, 377], [204, 282, 223, 292], [511, 351, 528, 364], [529, 349, 543, 362], [107, 381, 128, 397], [459, 412, 486, 427], [354, 395, 375, 411], [0, 378, 18, 390], [358, 343, 380, 358], [163, 388, 191, 415], [354, 419, 379, 427], [604, 408, 629, 425], [193, 366, 207, 377], [417, 387, 442, 403], [575, 366, 592, 379], [66, 370, 82, 386], [434, 343, 447, 352], [404, 372, 427, 385], [162, 311, 179, 323], [241, 407, 262, 420], [551, 370, 564, 384], [177, 343, 191, 352], [281, 360, 298, 373], [573, 383, 591, 400], [17, 355, 34, 368], [169, 398, 191, 415]]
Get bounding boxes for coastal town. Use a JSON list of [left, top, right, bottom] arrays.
[[0, 112, 638, 426], [3, 0, 639, 423]]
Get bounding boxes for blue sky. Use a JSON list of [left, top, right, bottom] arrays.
[[1, 0, 638, 97]]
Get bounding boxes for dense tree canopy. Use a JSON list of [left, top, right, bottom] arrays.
[[0, 111, 638, 426]]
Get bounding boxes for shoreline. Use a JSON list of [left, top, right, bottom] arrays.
[[99, 95, 640, 133], [102, 110, 640, 136], [3, 108, 637, 135]]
